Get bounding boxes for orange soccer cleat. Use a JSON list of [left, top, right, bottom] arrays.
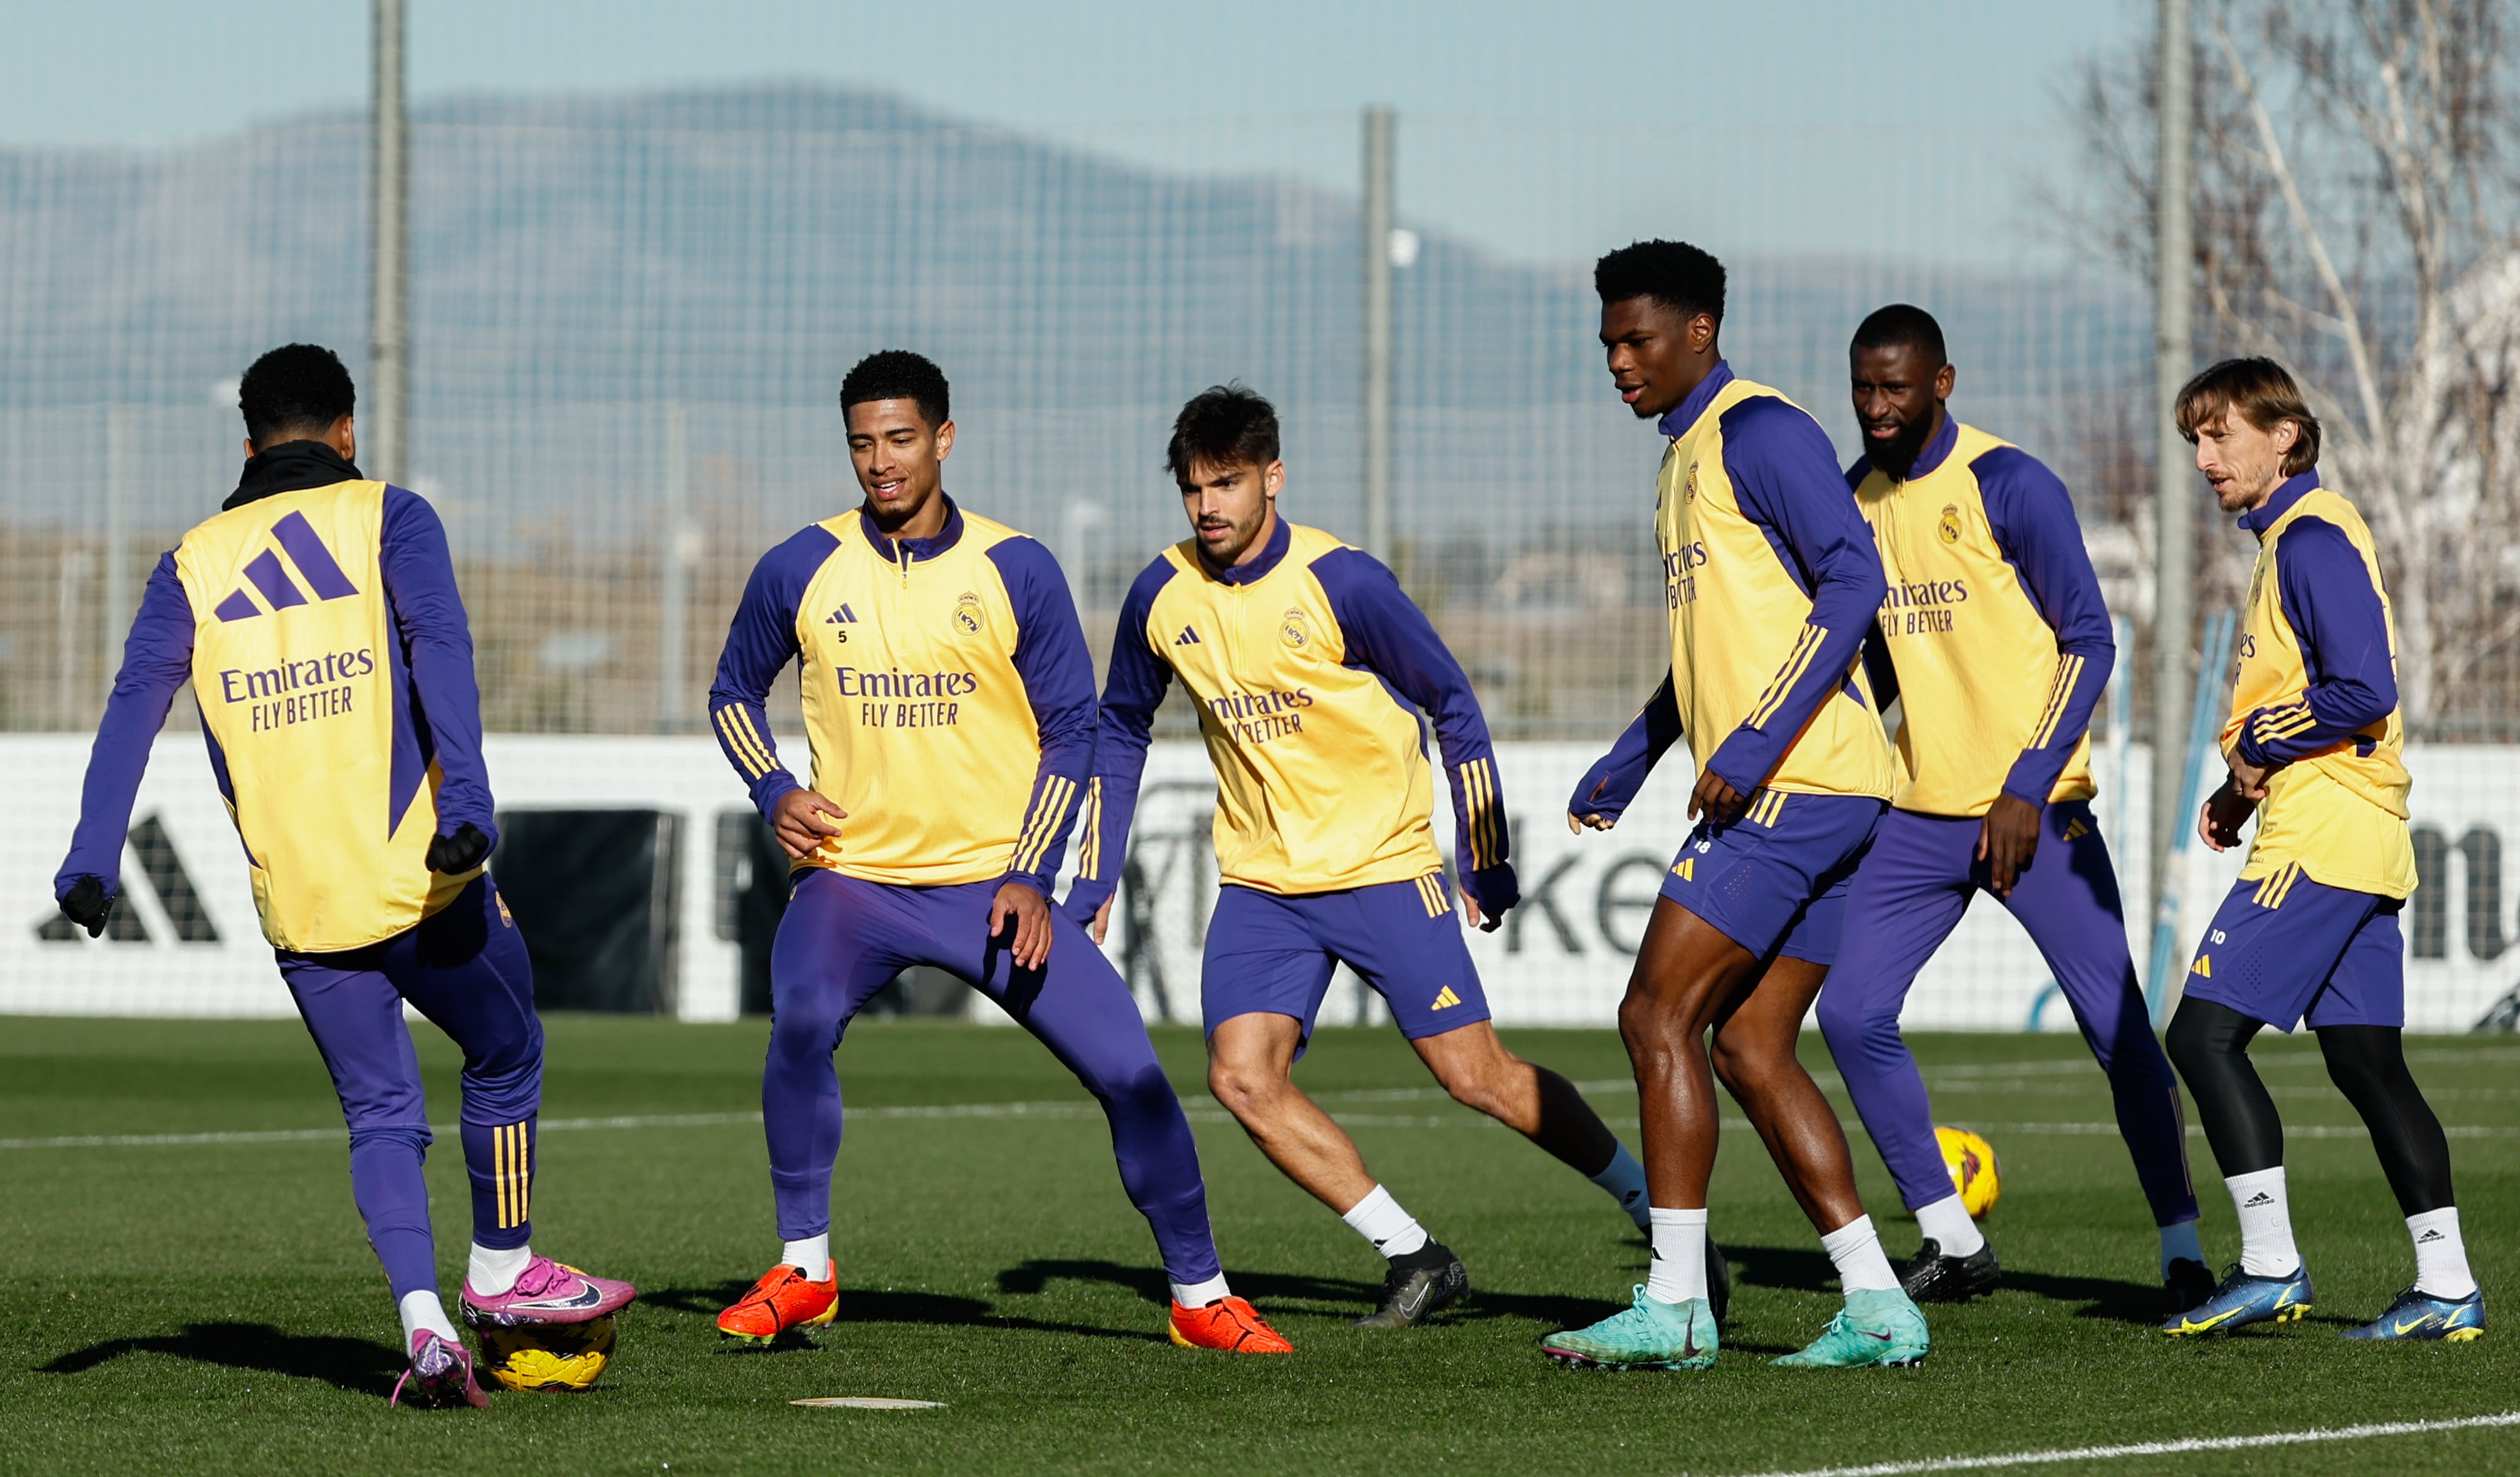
[[1169, 1295, 1294, 1354], [716, 1263, 840, 1343]]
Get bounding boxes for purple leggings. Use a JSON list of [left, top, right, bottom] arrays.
[[1816, 802, 2197, 1226], [764, 869, 1221, 1287], [277, 874, 542, 1303]]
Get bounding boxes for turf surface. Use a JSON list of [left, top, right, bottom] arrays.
[[3, 1015, 2516, 1474]]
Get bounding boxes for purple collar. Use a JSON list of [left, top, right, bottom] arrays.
[[859, 496, 965, 562], [1656, 360, 1736, 439], [1201, 512, 1292, 586], [1894, 412, 1961, 480], [2240, 470, 2321, 536]]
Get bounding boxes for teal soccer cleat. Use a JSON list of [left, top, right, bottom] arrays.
[[2158, 1263, 2313, 1337], [1541, 1286, 1717, 1371], [1772, 1288, 1930, 1367], [2341, 1286, 2485, 1342]]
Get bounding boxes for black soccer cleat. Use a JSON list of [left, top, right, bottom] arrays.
[[2164, 1257, 2218, 1313], [1899, 1236, 2000, 1303], [1355, 1240, 1469, 1328]]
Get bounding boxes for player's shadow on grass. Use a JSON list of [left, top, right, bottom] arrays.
[[38, 1321, 401, 1398], [641, 1279, 1166, 1347], [997, 1257, 1626, 1331], [1730, 1244, 2184, 1326]]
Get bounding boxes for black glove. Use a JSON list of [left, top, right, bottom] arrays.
[[427, 822, 491, 875], [59, 875, 113, 938]]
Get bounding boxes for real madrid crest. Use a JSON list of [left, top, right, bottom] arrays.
[[1937, 504, 1962, 545], [1279, 607, 1310, 649], [1684, 460, 1701, 503], [953, 591, 986, 635]]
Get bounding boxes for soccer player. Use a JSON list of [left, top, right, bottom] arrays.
[[53, 344, 634, 1410], [1542, 241, 1930, 1371], [707, 351, 1288, 1354], [1063, 385, 1675, 1330], [1814, 305, 2204, 1306], [2158, 357, 2482, 1341]]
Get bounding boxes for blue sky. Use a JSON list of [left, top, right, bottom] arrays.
[[0, 1, 2146, 264]]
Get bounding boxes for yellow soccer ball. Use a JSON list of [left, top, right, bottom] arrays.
[[474, 1314, 616, 1393], [1936, 1126, 2000, 1218]]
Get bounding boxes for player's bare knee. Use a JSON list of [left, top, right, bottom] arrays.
[[1205, 1060, 1286, 1122]]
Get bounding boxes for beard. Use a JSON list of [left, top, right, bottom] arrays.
[[1871, 415, 1936, 479]]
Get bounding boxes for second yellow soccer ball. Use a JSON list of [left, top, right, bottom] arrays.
[[473, 1314, 617, 1393], [1935, 1126, 2000, 1218]]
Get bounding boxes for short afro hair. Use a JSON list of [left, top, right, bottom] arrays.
[[840, 350, 950, 429], [1851, 304, 1947, 367], [1166, 384, 1280, 484], [1594, 239, 1726, 325], [238, 343, 355, 445]]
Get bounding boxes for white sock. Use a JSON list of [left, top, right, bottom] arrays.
[[2159, 1218, 2204, 1277], [467, 1241, 532, 1296], [1339, 1183, 1431, 1259], [1913, 1194, 1984, 1258], [1588, 1142, 1653, 1230], [782, 1234, 833, 1282], [2225, 1167, 2300, 1277], [1171, 1274, 1230, 1307], [1643, 1207, 1709, 1305], [398, 1289, 459, 1346], [2408, 1207, 2478, 1299], [1821, 1214, 1901, 1293]]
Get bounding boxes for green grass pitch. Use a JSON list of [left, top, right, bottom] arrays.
[[4, 1015, 2516, 1474]]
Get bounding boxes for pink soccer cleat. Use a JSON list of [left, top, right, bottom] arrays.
[[390, 1329, 489, 1409], [459, 1257, 637, 1328]]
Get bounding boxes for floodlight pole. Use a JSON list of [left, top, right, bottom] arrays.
[[1361, 106, 1395, 562], [369, 0, 410, 486], [2147, 0, 2197, 987]]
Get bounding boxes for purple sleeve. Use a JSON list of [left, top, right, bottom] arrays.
[[1974, 447, 2116, 804], [707, 526, 833, 818], [1062, 556, 1174, 923], [2236, 518, 2399, 766], [1707, 396, 1889, 794], [379, 488, 494, 841], [987, 537, 1098, 896], [56, 552, 193, 900], [1315, 547, 1512, 896], [1569, 669, 1683, 824]]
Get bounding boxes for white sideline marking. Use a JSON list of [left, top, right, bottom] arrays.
[[1711, 1410, 2520, 1477]]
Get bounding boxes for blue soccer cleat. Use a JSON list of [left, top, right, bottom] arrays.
[[1541, 1286, 1717, 1371], [1772, 1288, 1930, 1367], [2341, 1286, 2485, 1342], [2158, 1263, 2313, 1336]]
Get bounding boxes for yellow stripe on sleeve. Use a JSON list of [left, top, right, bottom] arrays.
[[1078, 778, 1103, 882], [715, 707, 774, 779], [734, 709, 782, 775], [1749, 625, 1827, 728], [2030, 654, 2084, 749], [1013, 776, 1077, 876]]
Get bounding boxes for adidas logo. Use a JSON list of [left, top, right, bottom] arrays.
[[2191, 955, 2213, 978], [33, 813, 219, 945], [1431, 986, 1462, 1010], [1671, 858, 1695, 882], [2063, 818, 2090, 842], [2417, 1229, 2446, 1243], [825, 604, 859, 624], [212, 511, 360, 622], [2243, 1192, 2274, 1207], [1174, 626, 1201, 646]]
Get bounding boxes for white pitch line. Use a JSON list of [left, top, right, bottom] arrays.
[[1709, 1410, 2520, 1477]]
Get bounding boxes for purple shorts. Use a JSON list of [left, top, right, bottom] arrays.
[[1201, 874, 1491, 1053], [1658, 790, 1885, 965], [2183, 867, 2405, 1031]]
